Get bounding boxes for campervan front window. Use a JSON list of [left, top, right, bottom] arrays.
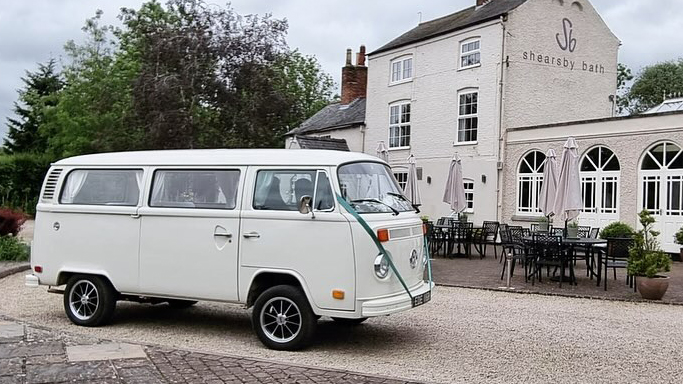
[[338, 162, 414, 214], [60, 169, 142, 206]]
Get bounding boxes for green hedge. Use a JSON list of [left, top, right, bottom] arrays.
[[0, 153, 53, 215], [0, 235, 30, 261]]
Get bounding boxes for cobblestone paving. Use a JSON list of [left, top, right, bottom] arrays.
[[0, 319, 420, 384]]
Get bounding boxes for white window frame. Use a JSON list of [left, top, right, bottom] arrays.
[[463, 179, 475, 213], [456, 90, 478, 145], [388, 101, 411, 149], [459, 38, 481, 70], [393, 170, 408, 191], [580, 146, 621, 216], [516, 151, 546, 215], [390, 56, 413, 84]]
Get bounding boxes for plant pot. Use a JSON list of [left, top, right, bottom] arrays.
[[539, 222, 549, 232], [636, 276, 670, 300], [566, 227, 578, 238]]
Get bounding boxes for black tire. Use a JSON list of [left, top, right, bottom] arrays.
[[331, 317, 368, 326], [63, 274, 117, 327], [252, 285, 317, 351], [167, 299, 198, 309]]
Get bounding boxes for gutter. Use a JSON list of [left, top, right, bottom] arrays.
[[495, 15, 507, 223]]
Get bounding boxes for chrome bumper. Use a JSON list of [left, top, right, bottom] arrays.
[[25, 274, 40, 288], [361, 281, 434, 317]]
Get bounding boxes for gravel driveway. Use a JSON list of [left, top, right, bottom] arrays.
[[2, 272, 683, 383]]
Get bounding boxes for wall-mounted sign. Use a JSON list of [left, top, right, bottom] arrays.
[[556, 18, 577, 52], [519, 17, 605, 75]]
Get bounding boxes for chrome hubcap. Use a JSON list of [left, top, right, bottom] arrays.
[[260, 297, 301, 343], [69, 280, 99, 321]]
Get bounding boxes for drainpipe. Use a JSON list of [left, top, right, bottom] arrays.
[[360, 124, 367, 153], [495, 15, 507, 223]]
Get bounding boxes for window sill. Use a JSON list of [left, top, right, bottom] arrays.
[[458, 63, 481, 71], [511, 214, 544, 222], [453, 141, 477, 147], [389, 78, 413, 87], [388, 146, 411, 151]]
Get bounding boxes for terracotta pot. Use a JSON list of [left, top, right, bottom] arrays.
[[637, 276, 670, 300]]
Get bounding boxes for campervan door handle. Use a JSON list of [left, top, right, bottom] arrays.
[[130, 213, 141, 219], [243, 232, 261, 239], [214, 232, 232, 238]]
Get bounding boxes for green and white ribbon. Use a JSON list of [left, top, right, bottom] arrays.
[[336, 194, 434, 302]]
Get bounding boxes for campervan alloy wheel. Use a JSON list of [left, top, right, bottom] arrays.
[[252, 285, 317, 350], [64, 275, 117, 327]]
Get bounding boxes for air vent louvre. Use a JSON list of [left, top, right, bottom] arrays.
[[41, 168, 63, 200]]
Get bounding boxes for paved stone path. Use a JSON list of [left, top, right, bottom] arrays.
[[0, 318, 420, 384]]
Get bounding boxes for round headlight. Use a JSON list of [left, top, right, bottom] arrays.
[[374, 255, 389, 279]]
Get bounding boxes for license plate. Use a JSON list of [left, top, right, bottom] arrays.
[[412, 290, 431, 307]]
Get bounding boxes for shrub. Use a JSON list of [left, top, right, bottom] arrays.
[[0, 153, 53, 215], [600, 221, 635, 239], [675, 227, 683, 246], [0, 235, 30, 262], [0, 208, 27, 237], [627, 210, 671, 278]]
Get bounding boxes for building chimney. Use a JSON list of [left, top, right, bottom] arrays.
[[341, 45, 368, 105], [476, 0, 492, 7]]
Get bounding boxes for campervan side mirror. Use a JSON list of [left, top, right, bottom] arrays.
[[298, 195, 313, 215]]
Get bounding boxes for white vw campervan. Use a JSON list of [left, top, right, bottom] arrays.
[[26, 149, 433, 350]]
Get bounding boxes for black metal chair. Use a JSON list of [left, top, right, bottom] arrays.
[[550, 227, 566, 237], [475, 221, 499, 258], [531, 233, 574, 287], [530, 223, 540, 232], [601, 237, 635, 291], [589, 227, 600, 239], [500, 226, 531, 282], [449, 221, 474, 258]]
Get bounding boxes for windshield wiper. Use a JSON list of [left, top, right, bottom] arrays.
[[350, 199, 399, 216], [386, 192, 421, 214]]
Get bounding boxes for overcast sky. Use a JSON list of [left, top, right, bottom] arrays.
[[1, 0, 682, 141]]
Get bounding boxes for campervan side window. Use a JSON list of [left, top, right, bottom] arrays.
[[150, 169, 240, 209], [253, 169, 334, 211], [60, 169, 143, 206]]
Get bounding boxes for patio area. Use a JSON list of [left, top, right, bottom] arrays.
[[431, 249, 683, 304]]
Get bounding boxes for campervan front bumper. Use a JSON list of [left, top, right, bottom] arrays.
[[360, 281, 434, 317]]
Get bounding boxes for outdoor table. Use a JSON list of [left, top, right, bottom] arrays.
[[522, 236, 607, 283], [434, 223, 476, 258]]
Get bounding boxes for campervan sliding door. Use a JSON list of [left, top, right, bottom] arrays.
[[137, 168, 243, 301]]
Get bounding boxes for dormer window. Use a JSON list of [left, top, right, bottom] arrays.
[[390, 56, 413, 83], [460, 39, 481, 69]]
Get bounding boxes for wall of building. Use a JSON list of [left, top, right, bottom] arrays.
[[503, 0, 619, 128], [502, 112, 683, 252], [365, 20, 505, 222], [285, 127, 366, 152]]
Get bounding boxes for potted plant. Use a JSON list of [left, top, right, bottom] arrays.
[[420, 215, 430, 224], [599, 221, 635, 239], [627, 210, 672, 300], [674, 226, 683, 262], [458, 212, 469, 222], [566, 220, 579, 238], [538, 216, 550, 232]]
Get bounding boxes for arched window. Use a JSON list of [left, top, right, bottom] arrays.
[[580, 146, 620, 219], [517, 151, 546, 214], [641, 142, 683, 215], [639, 141, 683, 253]]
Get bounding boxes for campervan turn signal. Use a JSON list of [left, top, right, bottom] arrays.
[[377, 228, 389, 242]]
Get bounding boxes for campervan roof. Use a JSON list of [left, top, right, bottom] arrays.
[[53, 149, 383, 167]]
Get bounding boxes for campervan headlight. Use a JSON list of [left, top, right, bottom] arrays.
[[374, 255, 389, 279]]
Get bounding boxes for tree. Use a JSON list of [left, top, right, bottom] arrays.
[[626, 59, 683, 114], [615, 63, 633, 115], [3, 59, 63, 153]]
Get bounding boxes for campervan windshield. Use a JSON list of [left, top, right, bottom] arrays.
[[338, 162, 414, 214]]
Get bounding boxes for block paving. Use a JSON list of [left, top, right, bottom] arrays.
[[0, 318, 421, 384]]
